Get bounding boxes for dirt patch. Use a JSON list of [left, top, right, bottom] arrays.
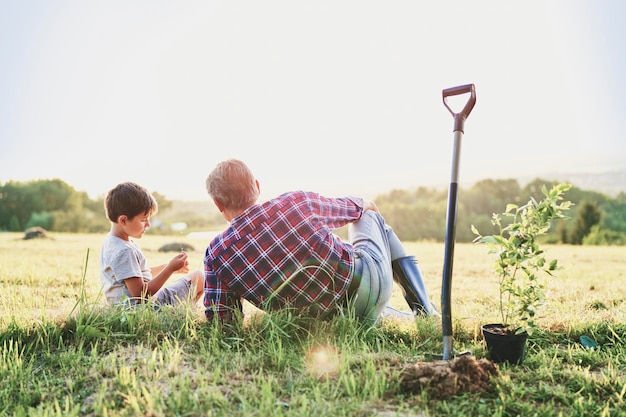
[[159, 242, 195, 252], [23, 226, 51, 240], [400, 355, 498, 398]]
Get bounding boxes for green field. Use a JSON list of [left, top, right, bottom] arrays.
[[1, 232, 625, 416]]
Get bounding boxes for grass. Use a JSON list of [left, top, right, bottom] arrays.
[[1, 232, 625, 416]]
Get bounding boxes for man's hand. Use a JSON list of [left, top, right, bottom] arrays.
[[362, 199, 379, 213]]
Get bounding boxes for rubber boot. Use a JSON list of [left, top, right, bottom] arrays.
[[392, 255, 436, 316]]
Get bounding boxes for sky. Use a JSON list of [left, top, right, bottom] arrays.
[[1, 1, 625, 202]]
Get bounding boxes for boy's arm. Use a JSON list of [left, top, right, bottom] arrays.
[[150, 264, 166, 275], [151, 260, 189, 276], [125, 252, 188, 300], [124, 276, 150, 299]]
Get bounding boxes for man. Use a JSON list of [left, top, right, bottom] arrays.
[[203, 158, 435, 324]]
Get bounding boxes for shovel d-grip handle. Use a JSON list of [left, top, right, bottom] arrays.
[[442, 83, 476, 133]]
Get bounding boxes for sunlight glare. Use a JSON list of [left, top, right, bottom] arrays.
[[304, 345, 341, 378]]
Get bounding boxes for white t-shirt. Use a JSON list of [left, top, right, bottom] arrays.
[[99, 233, 151, 305]]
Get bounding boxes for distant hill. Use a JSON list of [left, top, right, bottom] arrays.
[[166, 170, 625, 218], [518, 169, 626, 197]]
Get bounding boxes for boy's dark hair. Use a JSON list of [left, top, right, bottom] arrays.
[[104, 182, 158, 223]]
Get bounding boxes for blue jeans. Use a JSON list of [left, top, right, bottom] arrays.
[[348, 210, 406, 323]]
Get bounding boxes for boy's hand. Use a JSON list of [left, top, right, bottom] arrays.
[[169, 252, 190, 274]]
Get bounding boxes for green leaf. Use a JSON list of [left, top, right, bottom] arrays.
[[579, 335, 599, 349], [548, 259, 558, 271], [505, 203, 518, 213]]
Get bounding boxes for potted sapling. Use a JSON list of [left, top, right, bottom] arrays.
[[471, 183, 572, 364]]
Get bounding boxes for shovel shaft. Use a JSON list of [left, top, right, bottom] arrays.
[[441, 130, 463, 359]]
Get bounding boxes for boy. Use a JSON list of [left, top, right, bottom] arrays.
[[100, 182, 204, 306]]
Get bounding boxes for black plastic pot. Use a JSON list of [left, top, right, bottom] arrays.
[[481, 324, 528, 365]]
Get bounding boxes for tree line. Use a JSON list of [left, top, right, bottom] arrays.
[[376, 178, 626, 245], [1, 178, 625, 245]]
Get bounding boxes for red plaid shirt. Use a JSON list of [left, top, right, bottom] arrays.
[[203, 191, 363, 320]]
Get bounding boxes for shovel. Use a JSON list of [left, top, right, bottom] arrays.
[[441, 84, 476, 360]]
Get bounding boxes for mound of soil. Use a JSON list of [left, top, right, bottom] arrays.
[[24, 226, 49, 240], [400, 355, 498, 398]]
